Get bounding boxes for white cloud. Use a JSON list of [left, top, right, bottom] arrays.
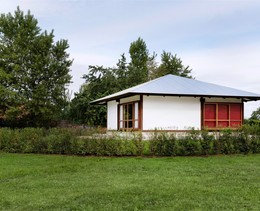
[[184, 42, 260, 91], [182, 41, 260, 117]]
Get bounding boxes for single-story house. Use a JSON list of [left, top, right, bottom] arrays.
[[91, 74, 260, 131]]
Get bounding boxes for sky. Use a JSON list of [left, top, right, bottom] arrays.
[[1, 0, 260, 117]]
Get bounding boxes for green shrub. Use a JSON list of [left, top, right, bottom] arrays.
[[43, 129, 77, 154], [77, 137, 144, 156], [0, 128, 18, 152], [142, 140, 150, 156], [149, 132, 176, 156], [20, 128, 46, 153], [1, 126, 260, 156], [250, 137, 260, 153], [175, 138, 202, 156], [121, 139, 138, 156], [232, 132, 250, 154], [0, 128, 12, 151], [200, 130, 215, 155], [218, 129, 236, 154]]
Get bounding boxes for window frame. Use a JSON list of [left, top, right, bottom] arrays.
[[118, 101, 140, 131]]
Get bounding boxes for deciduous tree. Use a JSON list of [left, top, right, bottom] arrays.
[[0, 7, 72, 127], [150, 51, 192, 79]]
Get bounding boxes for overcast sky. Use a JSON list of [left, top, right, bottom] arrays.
[[1, 0, 260, 117]]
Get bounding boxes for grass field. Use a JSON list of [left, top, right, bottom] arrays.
[[0, 153, 259, 210]]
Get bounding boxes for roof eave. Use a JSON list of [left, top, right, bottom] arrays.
[[90, 92, 136, 105], [90, 92, 260, 105]]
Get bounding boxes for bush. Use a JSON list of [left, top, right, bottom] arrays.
[[175, 138, 202, 156], [218, 129, 236, 154], [0, 128, 19, 152], [200, 130, 215, 155], [20, 128, 46, 153], [44, 129, 78, 154], [0, 126, 260, 156], [77, 137, 144, 156], [149, 132, 176, 156]]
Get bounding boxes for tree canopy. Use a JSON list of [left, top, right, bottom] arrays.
[[150, 51, 192, 79], [128, 37, 149, 86], [0, 7, 72, 127], [250, 107, 260, 121], [68, 37, 193, 126]]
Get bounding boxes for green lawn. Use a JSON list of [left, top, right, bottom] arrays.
[[0, 153, 259, 210]]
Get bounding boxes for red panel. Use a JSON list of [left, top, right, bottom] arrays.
[[204, 103, 243, 129], [230, 121, 241, 127], [230, 104, 242, 120], [205, 104, 216, 119], [218, 121, 229, 128], [218, 104, 229, 120], [205, 121, 216, 128]]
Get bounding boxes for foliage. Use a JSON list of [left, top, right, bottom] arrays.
[[0, 7, 72, 127], [200, 130, 215, 155], [68, 66, 118, 126], [246, 107, 260, 127], [250, 107, 260, 120], [1, 126, 260, 156], [149, 132, 177, 156], [128, 37, 149, 86], [150, 51, 193, 79]]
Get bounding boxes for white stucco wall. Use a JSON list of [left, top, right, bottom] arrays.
[[107, 100, 118, 130], [142, 96, 201, 130]]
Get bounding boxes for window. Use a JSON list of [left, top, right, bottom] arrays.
[[119, 102, 139, 130], [204, 103, 242, 129]]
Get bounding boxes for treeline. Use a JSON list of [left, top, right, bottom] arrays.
[[0, 125, 259, 156]]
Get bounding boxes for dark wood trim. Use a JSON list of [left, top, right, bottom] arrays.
[[242, 99, 244, 125], [117, 103, 120, 130], [139, 95, 143, 131], [200, 97, 205, 130]]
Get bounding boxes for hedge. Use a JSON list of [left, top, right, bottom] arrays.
[[0, 126, 259, 156]]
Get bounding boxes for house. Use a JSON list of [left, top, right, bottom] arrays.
[[91, 74, 260, 131]]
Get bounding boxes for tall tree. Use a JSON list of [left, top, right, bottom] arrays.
[[0, 7, 72, 127], [150, 51, 192, 79], [128, 37, 149, 86]]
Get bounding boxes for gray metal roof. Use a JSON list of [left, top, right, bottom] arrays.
[[91, 74, 260, 104]]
